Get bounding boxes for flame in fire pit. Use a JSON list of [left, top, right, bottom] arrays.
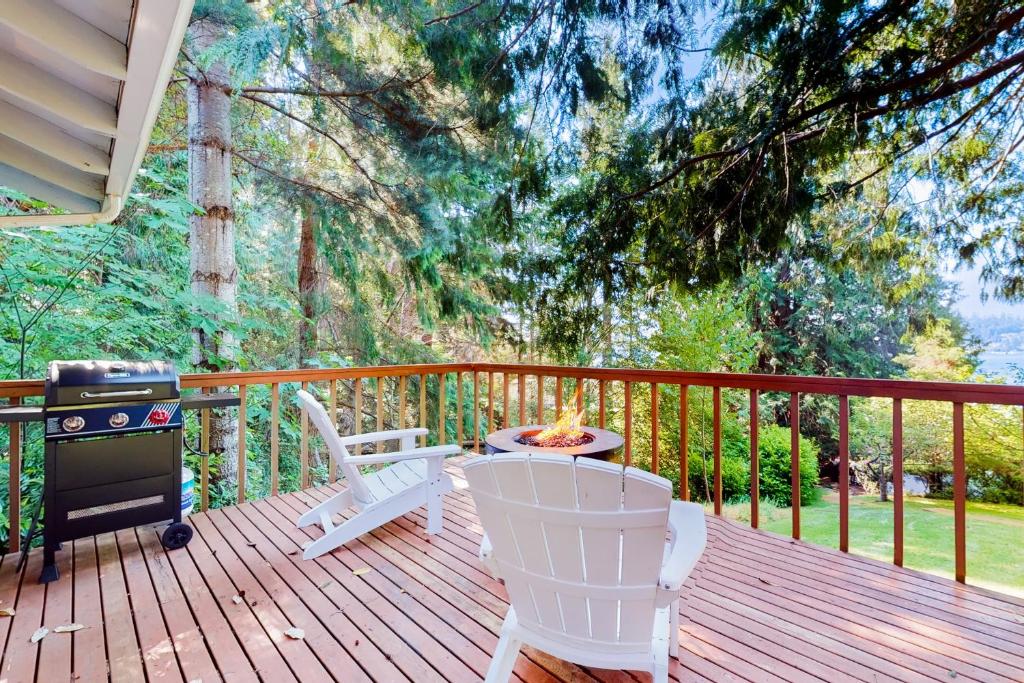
[[531, 386, 586, 447]]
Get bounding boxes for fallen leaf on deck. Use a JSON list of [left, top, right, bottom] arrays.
[[318, 580, 333, 590], [352, 567, 372, 576], [0, 608, 14, 617], [284, 627, 305, 640], [231, 595, 243, 605], [30, 627, 48, 643], [757, 577, 771, 585], [54, 624, 85, 633], [246, 542, 257, 547], [287, 549, 299, 556]]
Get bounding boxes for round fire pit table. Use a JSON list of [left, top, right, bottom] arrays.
[[485, 425, 624, 462]]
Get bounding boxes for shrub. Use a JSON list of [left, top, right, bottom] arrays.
[[758, 425, 820, 506]]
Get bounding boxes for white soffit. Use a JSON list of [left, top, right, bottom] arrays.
[[0, 0, 195, 227]]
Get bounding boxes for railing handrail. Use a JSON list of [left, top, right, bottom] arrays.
[[2, 361, 1023, 405]]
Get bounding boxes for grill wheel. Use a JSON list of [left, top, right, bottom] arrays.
[[161, 522, 193, 550]]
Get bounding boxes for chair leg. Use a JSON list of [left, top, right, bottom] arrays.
[[670, 597, 680, 658], [302, 504, 393, 559], [485, 617, 522, 683], [425, 457, 444, 535]]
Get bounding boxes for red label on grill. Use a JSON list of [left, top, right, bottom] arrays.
[[148, 408, 171, 425]]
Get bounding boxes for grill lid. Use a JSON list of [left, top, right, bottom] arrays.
[[45, 360, 180, 406]]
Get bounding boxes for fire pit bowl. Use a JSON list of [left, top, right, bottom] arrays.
[[485, 425, 624, 461]]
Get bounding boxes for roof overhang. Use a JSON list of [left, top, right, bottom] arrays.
[[0, 0, 194, 228]]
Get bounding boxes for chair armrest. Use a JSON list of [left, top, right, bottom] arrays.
[[659, 501, 707, 594], [344, 444, 462, 466], [338, 427, 428, 447]]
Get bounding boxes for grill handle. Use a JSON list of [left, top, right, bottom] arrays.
[[79, 388, 154, 399]]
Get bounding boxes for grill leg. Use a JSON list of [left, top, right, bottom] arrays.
[[39, 544, 59, 583]]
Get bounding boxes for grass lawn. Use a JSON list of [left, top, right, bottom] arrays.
[[717, 491, 1024, 597]]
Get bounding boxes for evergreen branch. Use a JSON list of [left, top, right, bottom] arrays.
[[425, 0, 486, 26]]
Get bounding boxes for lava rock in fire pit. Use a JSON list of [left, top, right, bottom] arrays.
[[515, 429, 595, 449], [485, 425, 623, 461]]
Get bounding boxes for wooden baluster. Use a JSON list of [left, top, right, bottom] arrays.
[[599, 379, 606, 429], [713, 386, 722, 515], [238, 384, 248, 503], [473, 372, 480, 453], [749, 389, 758, 527], [487, 372, 494, 434], [624, 381, 632, 466], [354, 378, 363, 456], [439, 373, 447, 445], [376, 377, 384, 453], [576, 379, 584, 414], [399, 375, 408, 431], [953, 402, 966, 583], [201, 390, 210, 512], [502, 373, 510, 428], [680, 385, 689, 502], [457, 371, 464, 450], [651, 383, 659, 475], [327, 380, 337, 483], [7, 397, 20, 553], [299, 381, 308, 488], [419, 374, 427, 447], [555, 377, 563, 420], [839, 395, 850, 552], [533, 375, 541, 425], [790, 392, 801, 540], [270, 383, 280, 495], [893, 398, 904, 566], [518, 373, 527, 426]]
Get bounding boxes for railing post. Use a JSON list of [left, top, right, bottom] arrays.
[[487, 372, 494, 435], [893, 398, 904, 566], [555, 377, 563, 420], [299, 381, 308, 489], [713, 386, 722, 515], [355, 378, 363, 455], [680, 385, 688, 502], [953, 402, 966, 583], [624, 381, 632, 466], [749, 389, 758, 527], [790, 392, 801, 540], [327, 380, 337, 483], [839, 395, 850, 553], [438, 373, 446, 445], [473, 372, 480, 453], [502, 373, 510, 429], [576, 379, 584, 414], [238, 384, 247, 503], [598, 379, 606, 430], [376, 377, 384, 453], [201, 389, 210, 512], [271, 383, 280, 495], [7, 397, 20, 553], [651, 383, 659, 476], [518, 373, 526, 426], [457, 371, 464, 450], [419, 374, 427, 447], [398, 375, 407, 431], [537, 375, 544, 424]]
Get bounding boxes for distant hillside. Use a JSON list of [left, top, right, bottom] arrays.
[[967, 315, 1024, 353]]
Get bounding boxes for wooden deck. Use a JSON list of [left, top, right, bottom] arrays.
[[1, 457, 1023, 683]]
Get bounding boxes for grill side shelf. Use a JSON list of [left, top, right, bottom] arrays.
[[180, 393, 240, 410], [0, 405, 43, 423]]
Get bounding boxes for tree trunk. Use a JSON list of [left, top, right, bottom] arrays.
[[188, 18, 239, 485], [879, 464, 889, 502], [297, 200, 322, 366]]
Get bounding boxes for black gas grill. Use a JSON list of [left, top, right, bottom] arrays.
[[40, 360, 193, 582]]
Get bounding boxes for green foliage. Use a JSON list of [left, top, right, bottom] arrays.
[[757, 426, 821, 507]]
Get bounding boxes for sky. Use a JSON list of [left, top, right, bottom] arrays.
[[947, 263, 1024, 320]]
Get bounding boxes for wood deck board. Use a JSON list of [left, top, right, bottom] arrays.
[[0, 456, 1021, 683]]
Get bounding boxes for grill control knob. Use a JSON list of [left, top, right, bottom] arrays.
[[62, 416, 85, 432], [109, 412, 129, 428]]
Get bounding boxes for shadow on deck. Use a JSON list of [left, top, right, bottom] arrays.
[[1, 456, 1022, 682]]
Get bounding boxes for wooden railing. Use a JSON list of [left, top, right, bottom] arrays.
[[3, 362, 1023, 586]]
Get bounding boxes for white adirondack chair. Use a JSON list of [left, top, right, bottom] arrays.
[[462, 453, 706, 682], [295, 389, 461, 560]]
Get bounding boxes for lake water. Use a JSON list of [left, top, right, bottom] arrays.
[[979, 351, 1024, 379]]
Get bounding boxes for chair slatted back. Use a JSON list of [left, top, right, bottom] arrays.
[[464, 453, 672, 653], [296, 389, 373, 504]]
